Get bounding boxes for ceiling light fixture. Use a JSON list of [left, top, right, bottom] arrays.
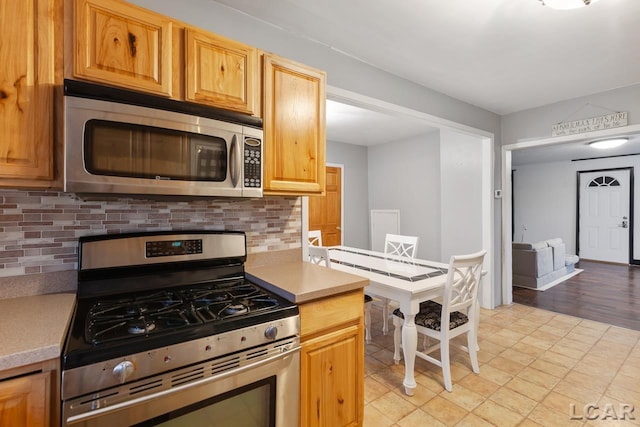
[[588, 138, 628, 149], [538, 0, 600, 9]]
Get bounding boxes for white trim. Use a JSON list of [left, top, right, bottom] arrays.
[[302, 196, 309, 261], [501, 123, 640, 305]]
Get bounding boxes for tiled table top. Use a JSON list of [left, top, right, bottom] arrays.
[[329, 246, 447, 283]]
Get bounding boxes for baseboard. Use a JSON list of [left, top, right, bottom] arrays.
[[513, 269, 583, 291]]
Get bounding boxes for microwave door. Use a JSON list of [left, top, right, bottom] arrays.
[[190, 135, 241, 197]]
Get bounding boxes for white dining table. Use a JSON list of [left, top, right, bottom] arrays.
[[327, 245, 448, 396]]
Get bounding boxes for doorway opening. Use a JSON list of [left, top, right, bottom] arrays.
[[302, 85, 495, 309], [501, 123, 640, 304]]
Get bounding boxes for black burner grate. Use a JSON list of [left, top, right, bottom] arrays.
[[85, 280, 282, 345]]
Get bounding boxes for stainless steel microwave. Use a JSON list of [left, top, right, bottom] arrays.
[[63, 80, 263, 198]]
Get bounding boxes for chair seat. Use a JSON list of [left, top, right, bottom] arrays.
[[364, 294, 373, 303], [392, 301, 469, 331]]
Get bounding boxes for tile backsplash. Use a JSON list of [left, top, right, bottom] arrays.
[[0, 190, 301, 278]]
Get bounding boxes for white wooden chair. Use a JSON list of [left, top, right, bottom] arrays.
[[392, 249, 486, 392], [379, 234, 419, 335], [308, 245, 331, 267], [385, 233, 419, 259], [308, 230, 373, 343], [308, 230, 322, 246]]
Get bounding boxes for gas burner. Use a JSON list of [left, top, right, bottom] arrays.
[[222, 303, 249, 316], [128, 320, 156, 335]]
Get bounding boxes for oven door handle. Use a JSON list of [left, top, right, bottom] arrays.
[[65, 345, 300, 425]]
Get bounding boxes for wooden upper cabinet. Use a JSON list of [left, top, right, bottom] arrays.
[[73, 0, 174, 97], [185, 28, 258, 114], [0, 0, 58, 182], [263, 53, 326, 195]]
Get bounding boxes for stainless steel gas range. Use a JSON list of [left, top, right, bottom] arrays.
[[61, 231, 300, 427]]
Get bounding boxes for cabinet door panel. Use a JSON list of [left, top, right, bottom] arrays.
[[74, 0, 173, 96], [185, 29, 257, 114], [0, 372, 50, 427], [300, 325, 363, 427], [263, 54, 326, 195], [0, 0, 55, 180]]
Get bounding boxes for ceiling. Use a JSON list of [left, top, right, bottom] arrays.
[[325, 100, 437, 146], [211, 0, 640, 162]]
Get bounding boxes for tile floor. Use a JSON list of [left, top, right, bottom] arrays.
[[364, 302, 640, 426]]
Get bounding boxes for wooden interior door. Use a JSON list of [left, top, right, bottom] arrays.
[[309, 166, 342, 246]]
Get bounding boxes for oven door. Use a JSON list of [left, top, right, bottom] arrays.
[[63, 346, 299, 427]]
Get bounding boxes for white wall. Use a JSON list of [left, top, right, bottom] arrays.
[[440, 130, 484, 262], [326, 140, 369, 249], [367, 131, 441, 260], [513, 156, 640, 260]]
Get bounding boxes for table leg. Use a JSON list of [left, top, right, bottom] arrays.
[[401, 314, 418, 396]]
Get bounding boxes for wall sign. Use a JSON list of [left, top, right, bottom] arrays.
[[552, 112, 628, 136]]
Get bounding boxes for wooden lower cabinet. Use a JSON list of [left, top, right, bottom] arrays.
[[0, 371, 50, 427], [299, 289, 364, 427]]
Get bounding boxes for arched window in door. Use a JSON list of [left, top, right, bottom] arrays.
[[588, 176, 621, 187]]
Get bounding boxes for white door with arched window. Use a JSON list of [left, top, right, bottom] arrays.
[[578, 169, 631, 264]]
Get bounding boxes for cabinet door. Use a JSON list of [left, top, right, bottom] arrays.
[[185, 28, 258, 115], [0, 0, 56, 181], [300, 325, 363, 427], [263, 54, 326, 195], [74, 0, 173, 96], [0, 372, 50, 427]]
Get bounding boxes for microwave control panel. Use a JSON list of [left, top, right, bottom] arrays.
[[243, 138, 262, 188]]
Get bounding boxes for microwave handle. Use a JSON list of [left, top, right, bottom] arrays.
[[230, 134, 240, 188]]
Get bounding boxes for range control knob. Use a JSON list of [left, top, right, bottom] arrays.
[[112, 360, 135, 383], [264, 326, 278, 340]]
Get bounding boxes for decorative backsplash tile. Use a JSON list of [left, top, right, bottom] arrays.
[[0, 190, 302, 278]]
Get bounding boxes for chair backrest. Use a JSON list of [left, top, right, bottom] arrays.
[[308, 230, 323, 247], [384, 234, 419, 258], [442, 250, 486, 317], [308, 245, 331, 267]]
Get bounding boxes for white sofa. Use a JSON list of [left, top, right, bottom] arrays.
[[512, 238, 579, 289]]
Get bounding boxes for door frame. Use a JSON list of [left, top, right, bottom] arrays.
[[576, 167, 634, 264]]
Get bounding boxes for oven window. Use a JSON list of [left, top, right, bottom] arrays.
[[84, 120, 228, 181], [133, 377, 276, 427]]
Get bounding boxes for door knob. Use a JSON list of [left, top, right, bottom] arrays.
[[620, 216, 629, 228]]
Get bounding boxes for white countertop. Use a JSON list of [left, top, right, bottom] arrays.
[[0, 293, 76, 371]]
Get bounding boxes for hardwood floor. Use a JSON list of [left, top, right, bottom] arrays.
[[512, 260, 640, 331]]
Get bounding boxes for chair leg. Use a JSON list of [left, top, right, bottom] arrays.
[[382, 298, 390, 335], [392, 315, 402, 364], [441, 336, 452, 392], [364, 302, 372, 344], [467, 329, 480, 374]]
